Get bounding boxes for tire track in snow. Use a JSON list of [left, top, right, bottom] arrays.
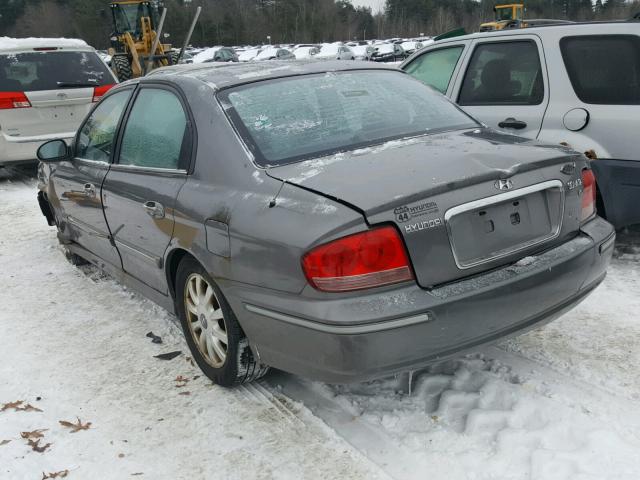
[[272, 348, 640, 480]]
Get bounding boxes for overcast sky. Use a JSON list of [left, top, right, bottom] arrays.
[[352, 0, 386, 13]]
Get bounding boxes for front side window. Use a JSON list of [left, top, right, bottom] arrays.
[[404, 46, 464, 94], [458, 41, 544, 106], [76, 90, 131, 162], [561, 35, 640, 105], [118, 89, 187, 169], [0, 51, 113, 92], [220, 70, 477, 166]]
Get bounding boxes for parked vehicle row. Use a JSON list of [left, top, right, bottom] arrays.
[[186, 38, 434, 64]]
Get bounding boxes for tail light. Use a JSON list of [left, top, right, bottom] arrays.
[[93, 84, 115, 102], [302, 225, 414, 292], [0, 92, 31, 110], [581, 168, 596, 222]]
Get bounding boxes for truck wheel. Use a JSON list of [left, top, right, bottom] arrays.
[[112, 54, 132, 82], [169, 51, 181, 65], [175, 257, 268, 387]]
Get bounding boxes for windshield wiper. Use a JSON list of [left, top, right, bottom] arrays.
[[56, 81, 98, 88]]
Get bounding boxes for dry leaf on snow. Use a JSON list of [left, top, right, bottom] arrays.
[[1, 400, 42, 412], [42, 470, 69, 479], [28, 438, 52, 453], [59, 418, 91, 433], [174, 375, 189, 388], [21, 429, 48, 440]]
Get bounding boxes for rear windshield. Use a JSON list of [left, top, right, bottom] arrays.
[[560, 35, 640, 105], [219, 70, 477, 166], [0, 51, 113, 92]]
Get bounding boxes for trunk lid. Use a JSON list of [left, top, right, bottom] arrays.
[[268, 129, 587, 287]]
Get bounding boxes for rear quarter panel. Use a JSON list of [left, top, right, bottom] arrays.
[[169, 77, 365, 295]]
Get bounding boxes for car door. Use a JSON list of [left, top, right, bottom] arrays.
[[50, 87, 133, 268], [101, 85, 192, 294], [453, 36, 549, 138], [402, 42, 470, 96], [545, 33, 640, 227]]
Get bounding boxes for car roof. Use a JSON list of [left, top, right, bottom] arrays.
[[0, 36, 91, 54], [432, 21, 638, 45], [144, 60, 400, 91]]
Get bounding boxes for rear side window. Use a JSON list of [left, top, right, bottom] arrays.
[[0, 51, 113, 92], [458, 41, 544, 106], [560, 35, 640, 105], [76, 90, 131, 163], [220, 70, 477, 166], [404, 46, 464, 93], [118, 89, 187, 170]]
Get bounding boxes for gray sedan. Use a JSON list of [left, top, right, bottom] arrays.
[[36, 61, 615, 387]]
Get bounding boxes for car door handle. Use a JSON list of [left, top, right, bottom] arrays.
[[498, 118, 527, 130], [143, 201, 165, 218]]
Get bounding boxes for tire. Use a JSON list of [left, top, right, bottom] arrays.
[[111, 54, 132, 82], [175, 257, 268, 387], [169, 50, 181, 66]]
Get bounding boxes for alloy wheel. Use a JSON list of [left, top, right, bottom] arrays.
[[184, 273, 228, 368]]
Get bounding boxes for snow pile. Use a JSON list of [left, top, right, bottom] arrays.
[[0, 37, 89, 51]]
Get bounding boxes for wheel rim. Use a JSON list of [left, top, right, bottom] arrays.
[[184, 273, 228, 368]]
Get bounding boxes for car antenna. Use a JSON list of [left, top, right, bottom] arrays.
[[268, 180, 286, 208]]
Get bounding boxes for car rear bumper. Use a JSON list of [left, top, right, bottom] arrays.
[[0, 131, 75, 165], [223, 216, 615, 383]]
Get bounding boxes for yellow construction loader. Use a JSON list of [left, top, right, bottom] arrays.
[[480, 4, 525, 31], [107, 0, 201, 81]]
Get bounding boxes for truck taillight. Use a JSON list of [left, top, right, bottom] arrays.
[[302, 226, 414, 292], [93, 84, 115, 102], [0, 92, 31, 110], [581, 168, 596, 222]]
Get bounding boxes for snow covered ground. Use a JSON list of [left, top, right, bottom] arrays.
[[1, 166, 640, 480]]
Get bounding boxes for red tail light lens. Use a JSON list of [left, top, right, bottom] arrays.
[[0, 92, 31, 110], [93, 84, 115, 102], [302, 226, 414, 292], [581, 168, 596, 222]]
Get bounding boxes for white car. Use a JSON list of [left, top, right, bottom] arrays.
[[192, 46, 223, 63], [400, 41, 424, 55], [254, 47, 294, 61], [315, 43, 355, 60], [401, 22, 640, 228], [351, 44, 375, 60], [0, 37, 116, 166], [238, 47, 262, 62], [292, 46, 319, 60]]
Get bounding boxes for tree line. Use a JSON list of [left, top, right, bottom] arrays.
[[1, 0, 638, 49]]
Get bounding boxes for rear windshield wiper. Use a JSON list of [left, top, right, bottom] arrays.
[[56, 81, 98, 88]]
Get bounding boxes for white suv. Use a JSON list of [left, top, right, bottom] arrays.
[[401, 22, 640, 228], [0, 37, 117, 166]]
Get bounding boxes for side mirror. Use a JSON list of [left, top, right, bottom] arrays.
[[37, 139, 70, 163]]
